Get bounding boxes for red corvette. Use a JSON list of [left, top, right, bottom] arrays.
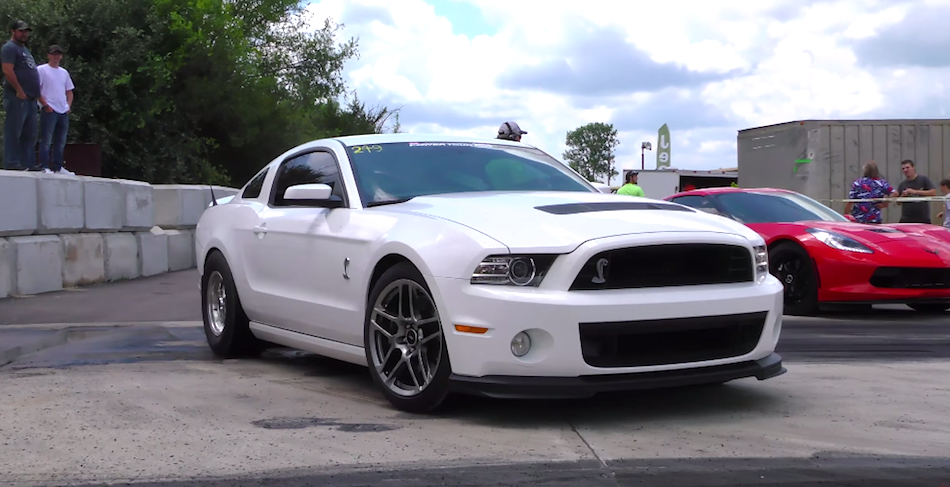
[[663, 187, 950, 315]]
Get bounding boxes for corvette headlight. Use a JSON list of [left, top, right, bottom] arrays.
[[471, 255, 557, 287], [806, 228, 873, 253], [754, 245, 768, 282]]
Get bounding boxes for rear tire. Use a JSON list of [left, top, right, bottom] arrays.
[[364, 262, 452, 414], [201, 251, 264, 358], [769, 242, 819, 316]]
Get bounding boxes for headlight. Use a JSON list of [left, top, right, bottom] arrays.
[[754, 245, 768, 282], [471, 255, 558, 287], [806, 228, 873, 253]]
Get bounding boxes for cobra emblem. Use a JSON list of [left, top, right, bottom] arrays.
[[591, 258, 608, 284]]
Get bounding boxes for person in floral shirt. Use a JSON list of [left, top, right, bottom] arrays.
[[844, 161, 898, 224]]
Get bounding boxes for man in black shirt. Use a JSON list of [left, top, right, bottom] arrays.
[[896, 159, 936, 223], [2, 20, 40, 170]]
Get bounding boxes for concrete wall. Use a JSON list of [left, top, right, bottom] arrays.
[[0, 171, 239, 299], [738, 119, 950, 224]]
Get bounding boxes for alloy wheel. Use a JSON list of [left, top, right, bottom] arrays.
[[368, 279, 443, 397], [206, 270, 227, 336]]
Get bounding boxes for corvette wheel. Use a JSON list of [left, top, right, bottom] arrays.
[[769, 242, 819, 316], [364, 262, 451, 413], [908, 303, 950, 313], [201, 251, 264, 358]]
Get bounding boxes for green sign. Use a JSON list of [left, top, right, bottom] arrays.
[[656, 123, 671, 168], [794, 158, 811, 173]]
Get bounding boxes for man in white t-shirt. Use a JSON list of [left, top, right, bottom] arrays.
[[36, 44, 74, 174], [937, 179, 950, 229]]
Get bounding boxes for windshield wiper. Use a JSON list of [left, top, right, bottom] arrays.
[[366, 197, 415, 207]]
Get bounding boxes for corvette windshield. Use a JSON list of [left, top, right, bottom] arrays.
[[344, 142, 595, 206], [714, 191, 849, 223]]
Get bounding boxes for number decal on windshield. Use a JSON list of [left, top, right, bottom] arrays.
[[352, 145, 383, 154]]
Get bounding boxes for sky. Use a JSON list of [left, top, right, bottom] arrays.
[[303, 0, 950, 185]]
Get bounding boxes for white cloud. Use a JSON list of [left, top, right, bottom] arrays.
[[303, 0, 950, 185]]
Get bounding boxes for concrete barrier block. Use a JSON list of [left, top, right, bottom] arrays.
[[165, 229, 195, 271], [0, 172, 38, 237], [11, 235, 63, 295], [122, 179, 154, 231], [36, 174, 83, 234], [61, 233, 105, 287], [152, 185, 180, 228], [82, 177, 124, 232], [154, 185, 211, 229], [0, 238, 14, 298], [136, 226, 168, 277], [103, 233, 139, 281]]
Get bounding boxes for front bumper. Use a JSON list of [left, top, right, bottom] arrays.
[[430, 273, 785, 378], [449, 353, 786, 399], [814, 256, 950, 304]]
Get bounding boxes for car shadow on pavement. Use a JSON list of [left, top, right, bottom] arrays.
[[807, 303, 949, 322], [421, 381, 786, 428], [247, 344, 788, 428]]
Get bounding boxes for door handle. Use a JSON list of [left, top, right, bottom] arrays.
[[252, 224, 268, 235]]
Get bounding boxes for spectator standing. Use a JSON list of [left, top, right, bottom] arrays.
[[616, 171, 645, 196], [936, 179, 950, 230], [37, 44, 75, 175], [1, 20, 40, 171], [844, 161, 897, 224], [896, 159, 936, 224]]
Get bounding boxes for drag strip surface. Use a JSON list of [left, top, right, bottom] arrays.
[[2, 273, 950, 486]]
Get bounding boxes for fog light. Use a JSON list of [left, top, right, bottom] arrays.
[[510, 331, 531, 357]]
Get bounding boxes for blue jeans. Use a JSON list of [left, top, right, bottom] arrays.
[[38, 109, 69, 171], [2, 92, 38, 170]]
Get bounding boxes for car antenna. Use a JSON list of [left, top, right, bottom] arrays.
[[209, 184, 217, 206]]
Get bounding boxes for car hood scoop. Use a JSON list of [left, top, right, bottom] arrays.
[[534, 201, 694, 215]]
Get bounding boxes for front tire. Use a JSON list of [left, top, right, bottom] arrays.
[[201, 251, 264, 358], [364, 262, 452, 414], [769, 242, 819, 316]]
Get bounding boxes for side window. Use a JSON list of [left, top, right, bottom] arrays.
[[241, 168, 269, 199], [671, 195, 722, 215], [670, 195, 706, 208], [271, 151, 345, 207]]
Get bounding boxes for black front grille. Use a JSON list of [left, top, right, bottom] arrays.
[[579, 312, 768, 368], [870, 267, 950, 289], [570, 243, 753, 290]]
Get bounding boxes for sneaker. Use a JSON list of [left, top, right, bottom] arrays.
[[56, 167, 75, 175], [42, 168, 54, 174]]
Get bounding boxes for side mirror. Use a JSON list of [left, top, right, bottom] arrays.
[[284, 183, 332, 201], [282, 183, 343, 207]]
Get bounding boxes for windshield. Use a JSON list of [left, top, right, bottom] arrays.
[[714, 191, 849, 223], [344, 142, 596, 206]]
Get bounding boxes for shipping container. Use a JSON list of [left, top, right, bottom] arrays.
[[737, 119, 950, 224]]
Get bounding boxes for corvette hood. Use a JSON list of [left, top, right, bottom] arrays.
[[807, 222, 950, 257], [372, 192, 760, 252], [805, 221, 950, 248]]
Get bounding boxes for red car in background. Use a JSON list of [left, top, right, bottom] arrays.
[[663, 187, 950, 315]]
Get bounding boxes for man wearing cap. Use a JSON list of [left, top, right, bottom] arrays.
[[617, 171, 645, 196], [37, 44, 75, 174], [497, 121, 527, 142], [1, 20, 40, 170]]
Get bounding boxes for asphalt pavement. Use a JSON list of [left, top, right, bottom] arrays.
[[0, 270, 200, 325], [1, 271, 950, 486]]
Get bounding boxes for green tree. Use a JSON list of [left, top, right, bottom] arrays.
[[562, 122, 620, 183], [0, 0, 397, 187]]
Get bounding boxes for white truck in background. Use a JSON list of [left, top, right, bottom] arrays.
[[615, 168, 738, 199]]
